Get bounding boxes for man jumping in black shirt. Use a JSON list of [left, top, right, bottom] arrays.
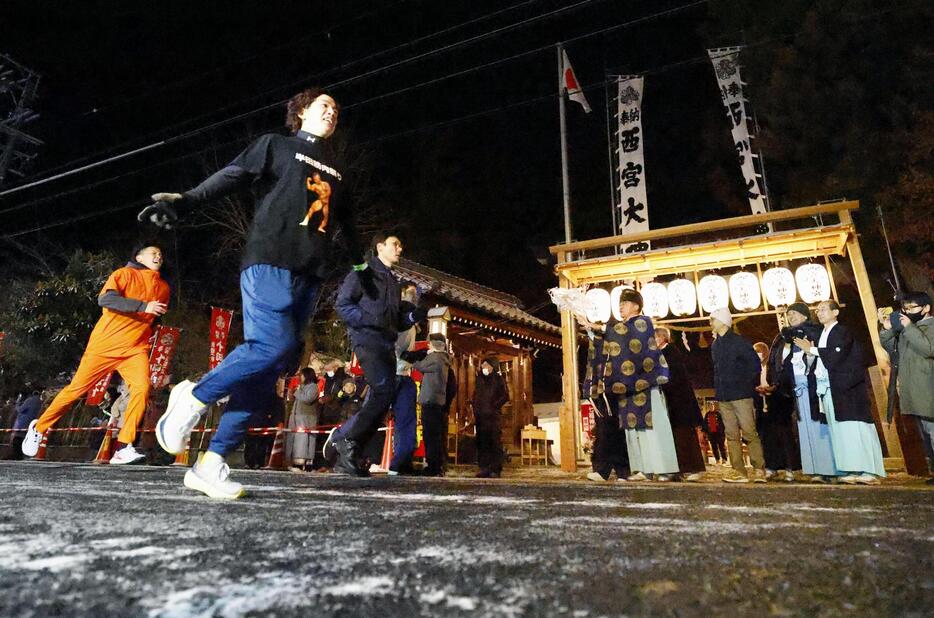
[[139, 88, 364, 499]]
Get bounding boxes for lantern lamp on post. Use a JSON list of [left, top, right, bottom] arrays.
[[795, 264, 832, 304], [697, 274, 729, 314], [667, 278, 697, 317], [729, 271, 761, 311], [640, 282, 669, 318], [762, 267, 797, 307], [427, 306, 452, 338]]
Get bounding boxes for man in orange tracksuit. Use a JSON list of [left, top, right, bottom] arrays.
[[22, 245, 170, 464]]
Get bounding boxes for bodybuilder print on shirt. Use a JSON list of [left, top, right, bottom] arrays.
[[300, 173, 331, 232]]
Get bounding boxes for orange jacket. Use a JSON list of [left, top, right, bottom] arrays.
[[85, 265, 170, 357]]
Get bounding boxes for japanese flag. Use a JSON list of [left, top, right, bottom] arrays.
[[562, 50, 591, 113]]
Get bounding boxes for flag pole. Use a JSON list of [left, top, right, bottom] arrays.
[[558, 43, 572, 244]]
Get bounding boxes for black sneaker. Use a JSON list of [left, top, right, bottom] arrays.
[[333, 438, 367, 477]]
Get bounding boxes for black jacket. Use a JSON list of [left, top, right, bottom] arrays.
[[816, 322, 873, 423], [472, 373, 509, 424], [335, 257, 419, 350], [659, 344, 702, 427], [710, 329, 760, 402]]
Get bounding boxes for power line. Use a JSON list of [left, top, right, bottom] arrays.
[[1, 0, 591, 198], [2, 0, 909, 225]]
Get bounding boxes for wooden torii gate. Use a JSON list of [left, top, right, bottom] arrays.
[[549, 200, 916, 472]]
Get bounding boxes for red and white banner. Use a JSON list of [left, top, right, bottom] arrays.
[[208, 307, 234, 370], [149, 325, 181, 389], [561, 49, 591, 113], [85, 371, 114, 406]]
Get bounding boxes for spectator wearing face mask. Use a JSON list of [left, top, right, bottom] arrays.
[[470, 356, 510, 478], [880, 292, 934, 484]]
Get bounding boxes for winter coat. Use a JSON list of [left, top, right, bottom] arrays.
[[335, 257, 419, 350], [414, 351, 451, 406], [658, 344, 702, 427], [13, 395, 41, 431], [710, 329, 760, 402], [814, 322, 873, 423], [880, 316, 934, 420], [472, 372, 509, 424]]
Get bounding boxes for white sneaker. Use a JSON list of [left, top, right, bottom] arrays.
[[387, 470, 399, 477], [322, 427, 337, 462], [855, 473, 880, 485], [655, 474, 673, 482], [685, 472, 704, 482], [783, 470, 795, 482], [586, 471, 608, 482], [110, 445, 146, 465], [22, 420, 43, 457], [627, 472, 647, 481], [184, 453, 245, 499], [156, 380, 208, 454]]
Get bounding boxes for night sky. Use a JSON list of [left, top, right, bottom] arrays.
[[0, 0, 756, 312]]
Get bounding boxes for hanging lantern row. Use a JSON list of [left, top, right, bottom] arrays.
[[586, 264, 832, 320]]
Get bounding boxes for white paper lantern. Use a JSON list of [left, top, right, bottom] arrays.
[[762, 267, 797, 306], [584, 288, 611, 323], [667, 279, 697, 317], [729, 271, 761, 311], [697, 275, 729, 314], [641, 282, 669, 318], [795, 264, 832, 304]]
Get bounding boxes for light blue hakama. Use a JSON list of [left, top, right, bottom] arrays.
[[793, 371, 839, 477], [625, 388, 680, 474], [816, 375, 886, 477]]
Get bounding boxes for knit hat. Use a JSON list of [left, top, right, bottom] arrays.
[[786, 302, 811, 320], [709, 307, 733, 327]]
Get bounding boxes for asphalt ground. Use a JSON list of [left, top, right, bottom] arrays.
[[1, 461, 932, 617]]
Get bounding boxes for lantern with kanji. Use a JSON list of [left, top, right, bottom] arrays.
[[795, 264, 832, 304], [584, 288, 611, 323], [729, 271, 761, 311], [697, 274, 729, 314], [762, 267, 797, 307], [640, 282, 668, 319], [667, 279, 697, 317]]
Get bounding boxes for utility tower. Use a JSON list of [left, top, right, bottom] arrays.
[[0, 53, 42, 188]]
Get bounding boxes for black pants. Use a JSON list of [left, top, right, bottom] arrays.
[[475, 419, 503, 474], [421, 403, 447, 474], [591, 398, 630, 479], [671, 424, 706, 474], [343, 344, 396, 448], [708, 431, 727, 462], [760, 420, 800, 471]]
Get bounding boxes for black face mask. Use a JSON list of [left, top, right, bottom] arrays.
[[906, 310, 926, 324]]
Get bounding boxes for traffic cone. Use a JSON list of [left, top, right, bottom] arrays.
[[171, 448, 190, 466], [93, 425, 117, 464], [376, 420, 394, 472], [33, 433, 49, 461], [263, 423, 287, 470]]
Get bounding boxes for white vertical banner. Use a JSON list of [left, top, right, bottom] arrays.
[[708, 47, 767, 216], [614, 76, 650, 253]]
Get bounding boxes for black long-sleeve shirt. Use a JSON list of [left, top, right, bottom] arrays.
[[184, 130, 363, 278]]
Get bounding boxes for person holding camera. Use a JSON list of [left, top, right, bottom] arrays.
[[880, 292, 934, 484], [779, 303, 836, 482]]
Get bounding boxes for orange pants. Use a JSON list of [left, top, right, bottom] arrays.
[[36, 351, 151, 445]]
